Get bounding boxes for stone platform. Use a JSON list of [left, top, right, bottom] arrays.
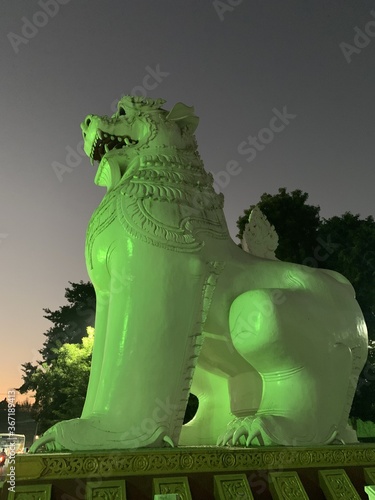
[[1, 445, 375, 499]]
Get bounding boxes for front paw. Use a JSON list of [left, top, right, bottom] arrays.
[[29, 422, 67, 453]]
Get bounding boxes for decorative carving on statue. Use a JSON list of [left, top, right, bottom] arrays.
[[269, 472, 309, 499], [86, 481, 126, 500], [153, 477, 192, 499], [365, 468, 375, 485], [20, 446, 375, 479], [30, 96, 368, 453], [214, 474, 254, 499], [241, 205, 279, 260], [8, 484, 52, 500], [86, 189, 117, 270], [318, 469, 361, 500]]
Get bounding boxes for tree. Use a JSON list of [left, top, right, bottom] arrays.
[[40, 281, 96, 363], [236, 188, 321, 264], [350, 340, 375, 421], [23, 328, 94, 433], [318, 213, 375, 342], [19, 281, 95, 394]]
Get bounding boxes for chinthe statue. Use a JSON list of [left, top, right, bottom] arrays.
[[31, 96, 368, 452]]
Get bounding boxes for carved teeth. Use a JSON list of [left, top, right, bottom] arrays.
[[89, 128, 136, 161]]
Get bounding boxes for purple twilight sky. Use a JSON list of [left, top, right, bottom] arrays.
[[1, 0, 374, 401]]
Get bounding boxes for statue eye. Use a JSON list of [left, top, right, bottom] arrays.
[[119, 107, 126, 116]]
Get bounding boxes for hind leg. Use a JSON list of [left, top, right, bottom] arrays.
[[228, 287, 367, 446]]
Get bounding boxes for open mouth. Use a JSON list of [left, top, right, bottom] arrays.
[[89, 129, 138, 164]]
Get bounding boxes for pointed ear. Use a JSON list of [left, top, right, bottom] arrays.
[[166, 102, 199, 133]]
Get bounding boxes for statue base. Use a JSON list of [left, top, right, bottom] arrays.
[[1, 444, 375, 499]]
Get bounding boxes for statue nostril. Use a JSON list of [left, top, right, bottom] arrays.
[[86, 118, 91, 127]]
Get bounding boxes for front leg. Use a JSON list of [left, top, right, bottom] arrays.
[[31, 239, 221, 452]]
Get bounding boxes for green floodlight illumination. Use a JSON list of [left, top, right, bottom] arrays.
[[30, 96, 368, 453]]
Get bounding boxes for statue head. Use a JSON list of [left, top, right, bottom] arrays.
[[80, 96, 200, 186]]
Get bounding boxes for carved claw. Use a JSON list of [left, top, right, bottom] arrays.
[[216, 427, 236, 447], [232, 426, 249, 445], [232, 417, 255, 446], [245, 427, 264, 447], [217, 417, 255, 446], [216, 417, 239, 446], [163, 434, 175, 447], [216, 435, 224, 446], [29, 433, 59, 453]]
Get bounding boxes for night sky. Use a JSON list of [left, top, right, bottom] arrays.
[[1, 0, 374, 401]]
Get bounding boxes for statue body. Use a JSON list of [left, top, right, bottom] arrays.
[[31, 97, 368, 452]]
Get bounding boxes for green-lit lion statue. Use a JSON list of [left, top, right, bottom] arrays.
[[31, 96, 367, 452]]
